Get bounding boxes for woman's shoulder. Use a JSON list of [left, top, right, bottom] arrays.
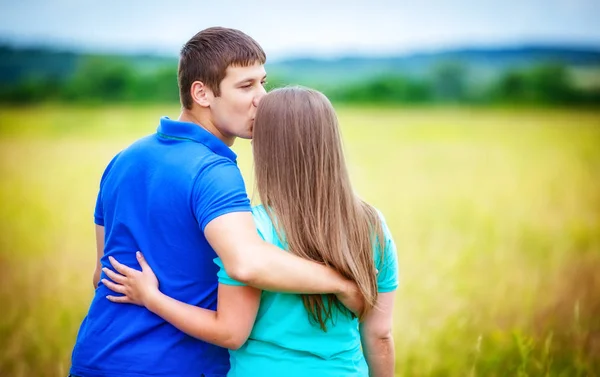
[[372, 206, 393, 241], [251, 204, 279, 244], [251, 204, 270, 224]]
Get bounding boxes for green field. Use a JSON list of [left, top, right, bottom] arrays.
[[0, 105, 599, 376]]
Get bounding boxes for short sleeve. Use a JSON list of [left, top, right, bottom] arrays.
[[213, 256, 247, 286], [375, 212, 399, 293], [192, 158, 251, 231], [94, 152, 121, 226], [250, 205, 279, 245]]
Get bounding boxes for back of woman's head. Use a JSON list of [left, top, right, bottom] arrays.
[[253, 87, 345, 207], [252, 87, 385, 330]]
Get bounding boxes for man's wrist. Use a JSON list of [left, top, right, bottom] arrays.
[[336, 278, 352, 296]]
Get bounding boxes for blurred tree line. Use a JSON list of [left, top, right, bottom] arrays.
[[324, 62, 600, 106], [0, 56, 180, 104], [1, 56, 599, 106]]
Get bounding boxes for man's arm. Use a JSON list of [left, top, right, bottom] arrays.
[[93, 225, 104, 289], [360, 291, 396, 377], [204, 212, 362, 313]]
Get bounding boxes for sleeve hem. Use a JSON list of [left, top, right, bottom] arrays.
[[201, 206, 252, 232], [377, 284, 398, 293], [218, 280, 247, 287]]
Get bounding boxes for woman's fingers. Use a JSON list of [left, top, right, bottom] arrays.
[[106, 295, 133, 304], [102, 267, 127, 284], [136, 251, 152, 272], [101, 278, 126, 295], [108, 256, 137, 276]]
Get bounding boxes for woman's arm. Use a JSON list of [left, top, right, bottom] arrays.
[[102, 252, 261, 350], [359, 291, 396, 377]]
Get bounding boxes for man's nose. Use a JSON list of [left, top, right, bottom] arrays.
[[253, 86, 267, 107]]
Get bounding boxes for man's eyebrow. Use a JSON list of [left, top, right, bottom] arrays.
[[236, 75, 268, 85]]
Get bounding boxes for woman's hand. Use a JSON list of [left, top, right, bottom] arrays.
[[102, 251, 160, 307]]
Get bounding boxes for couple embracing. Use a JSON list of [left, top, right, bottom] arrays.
[[69, 26, 398, 377]]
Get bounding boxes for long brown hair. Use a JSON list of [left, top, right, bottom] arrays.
[[252, 87, 385, 331]]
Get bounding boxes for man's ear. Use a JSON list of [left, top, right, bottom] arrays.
[[191, 81, 213, 107]]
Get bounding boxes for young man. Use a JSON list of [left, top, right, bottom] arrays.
[[69, 27, 362, 377]]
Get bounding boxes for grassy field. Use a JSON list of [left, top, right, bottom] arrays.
[[0, 105, 599, 376]]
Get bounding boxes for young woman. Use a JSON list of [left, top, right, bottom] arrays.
[[103, 87, 399, 377]]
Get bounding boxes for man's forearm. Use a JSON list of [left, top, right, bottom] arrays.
[[205, 213, 354, 298], [229, 241, 348, 294]]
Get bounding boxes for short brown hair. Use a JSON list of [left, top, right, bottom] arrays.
[[178, 27, 266, 109]]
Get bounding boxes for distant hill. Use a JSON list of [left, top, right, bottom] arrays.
[[2, 44, 599, 87], [268, 46, 600, 86], [0, 46, 80, 83], [0, 46, 175, 84]]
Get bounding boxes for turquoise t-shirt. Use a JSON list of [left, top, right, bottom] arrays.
[[213, 205, 399, 377]]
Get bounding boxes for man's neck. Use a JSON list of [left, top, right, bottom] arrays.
[[178, 108, 234, 146]]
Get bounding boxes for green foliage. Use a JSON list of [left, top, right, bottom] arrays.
[[0, 53, 598, 106], [430, 61, 469, 102], [62, 57, 137, 102], [325, 61, 597, 106], [493, 63, 581, 105], [327, 75, 432, 103], [1, 56, 179, 104]]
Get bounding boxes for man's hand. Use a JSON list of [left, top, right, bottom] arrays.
[[336, 280, 365, 318]]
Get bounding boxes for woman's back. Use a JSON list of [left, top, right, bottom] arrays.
[[215, 205, 399, 377]]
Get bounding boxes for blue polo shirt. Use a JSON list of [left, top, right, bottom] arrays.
[[70, 117, 251, 377]]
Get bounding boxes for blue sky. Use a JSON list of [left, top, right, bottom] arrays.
[[1, 0, 599, 59]]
